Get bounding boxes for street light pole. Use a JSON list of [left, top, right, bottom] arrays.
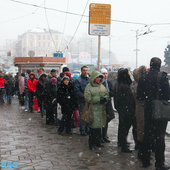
[[134, 27, 153, 68], [136, 30, 139, 68]]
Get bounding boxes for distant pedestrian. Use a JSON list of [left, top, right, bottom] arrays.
[[27, 72, 38, 112], [0, 72, 7, 104]]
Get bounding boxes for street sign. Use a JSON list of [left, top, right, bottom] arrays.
[[89, 3, 111, 36]]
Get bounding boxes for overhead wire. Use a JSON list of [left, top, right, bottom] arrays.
[[44, 0, 57, 50], [8, 0, 148, 26], [62, 0, 90, 51], [58, 0, 69, 51], [8, 0, 170, 27]]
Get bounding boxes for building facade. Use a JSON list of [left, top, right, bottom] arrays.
[[15, 29, 64, 57]]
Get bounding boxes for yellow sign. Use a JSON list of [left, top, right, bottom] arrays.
[[89, 3, 111, 36], [90, 3, 111, 24]]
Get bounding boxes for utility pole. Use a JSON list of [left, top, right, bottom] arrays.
[[109, 36, 111, 64], [133, 27, 153, 68], [97, 35, 101, 71], [135, 30, 139, 68]]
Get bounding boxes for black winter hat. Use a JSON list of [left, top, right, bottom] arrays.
[[62, 67, 69, 73], [21, 73, 25, 77], [51, 69, 56, 73]]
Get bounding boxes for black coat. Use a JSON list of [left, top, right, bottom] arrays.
[[36, 77, 47, 99], [113, 69, 136, 115], [5, 76, 15, 95], [57, 82, 76, 113], [45, 83, 58, 105], [137, 67, 170, 102]]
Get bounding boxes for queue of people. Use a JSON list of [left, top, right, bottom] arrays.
[[0, 57, 170, 170]]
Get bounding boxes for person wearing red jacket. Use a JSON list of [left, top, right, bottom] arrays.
[[27, 72, 38, 112], [0, 73, 8, 104]]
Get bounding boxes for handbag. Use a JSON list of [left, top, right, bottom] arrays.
[[81, 102, 93, 125], [151, 72, 170, 121], [73, 109, 79, 127], [33, 97, 39, 111]]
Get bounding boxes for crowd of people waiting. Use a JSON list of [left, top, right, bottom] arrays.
[[0, 57, 170, 170]]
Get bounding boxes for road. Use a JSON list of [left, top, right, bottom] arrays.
[[0, 97, 170, 170]]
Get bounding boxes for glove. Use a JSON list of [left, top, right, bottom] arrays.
[[100, 97, 107, 104], [52, 98, 56, 104]]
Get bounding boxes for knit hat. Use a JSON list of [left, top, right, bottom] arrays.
[[51, 69, 56, 73], [62, 76, 70, 81], [101, 68, 108, 73], [51, 77, 57, 83], [21, 73, 25, 77], [64, 72, 71, 78], [63, 67, 69, 73]]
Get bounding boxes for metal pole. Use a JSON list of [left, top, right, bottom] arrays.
[[91, 38, 92, 65], [98, 35, 101, 71], [109, 36, 111, 64], [136, 30, 138, 68]]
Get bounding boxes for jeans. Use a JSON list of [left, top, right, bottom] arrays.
[[7, 95, 12, 104], [24, 92, 28, 110], [0, 88, 5, 103]]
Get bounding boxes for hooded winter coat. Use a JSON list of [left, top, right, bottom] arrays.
[[0, 76, 8, 88], [114, 69, 136, 115], [27, 72, 38, 92], [84, 70, 109, 128], [36, 73, 47, 99]]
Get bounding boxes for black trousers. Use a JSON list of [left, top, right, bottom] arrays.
[[142, 104, 168, 168], [89, 128, 102, 147], [0, 88, 4, 104], [102, 122, 108, 139], [117, 111, 137, 149], [28, 92, 34, 112], [46, 104, 57, 124]]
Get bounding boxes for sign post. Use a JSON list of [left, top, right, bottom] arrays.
[[89, 3, 111, 71]]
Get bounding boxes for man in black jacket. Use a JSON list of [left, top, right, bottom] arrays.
[[137, 57, 170, 170]]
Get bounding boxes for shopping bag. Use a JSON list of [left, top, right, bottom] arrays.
[[73, 109, 79, 127], [33, 98, 39, 111]]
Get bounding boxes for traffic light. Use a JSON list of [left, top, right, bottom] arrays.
[[7, 50, 11, 56]]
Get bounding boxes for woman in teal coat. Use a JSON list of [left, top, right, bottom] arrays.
[[84, 70, 109, 150]]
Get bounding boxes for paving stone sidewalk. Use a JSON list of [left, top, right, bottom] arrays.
[[0, 98, 170, 170]]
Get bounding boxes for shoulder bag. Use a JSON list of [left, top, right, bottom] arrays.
[[152, 72, 170, 121]]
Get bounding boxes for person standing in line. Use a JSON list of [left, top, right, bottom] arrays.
[[5, 73, 15, 104], [36, 73, 47, 118], [27, 72, 38, 112], [74, 66, 90, 136], [137, 57, 170, 169], [0, 71, 8, 104], [101, 68, 115, 143], [57, 67, 70, 85], [113, 68, 137, 153], [45, 77, 58, 124], [132, 65, 146, 159], [84, 70, 109, 150], [57, 76, 76, 134]]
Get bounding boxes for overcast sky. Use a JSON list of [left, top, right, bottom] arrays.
[[1, 0, 170, 68]]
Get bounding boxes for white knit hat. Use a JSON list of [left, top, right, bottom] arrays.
[[101, 68, 108, 73]]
